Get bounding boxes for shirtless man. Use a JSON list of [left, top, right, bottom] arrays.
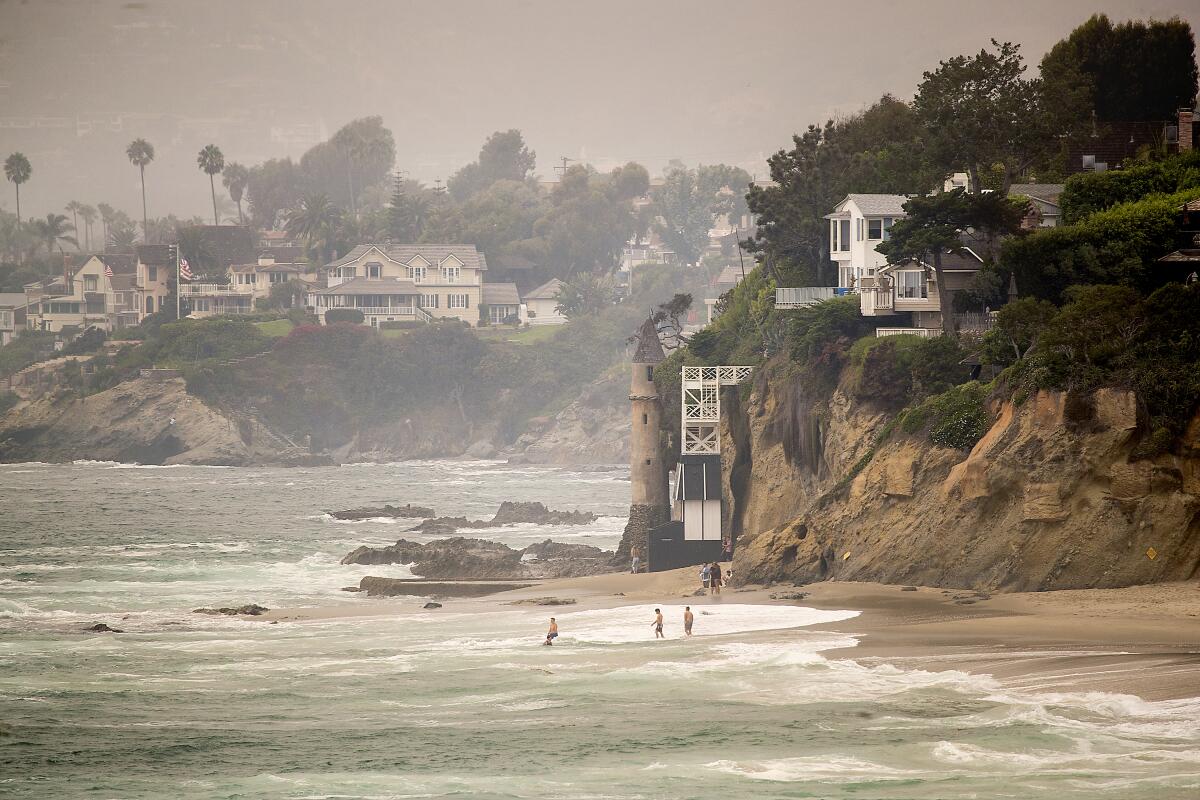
[[683, 606, 694, 637], [543, 617, 558, 645], [651, 608, 664, 639]]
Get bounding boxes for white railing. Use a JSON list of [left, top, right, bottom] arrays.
[[181, 283, 251, 296], [873, 289, 894, 310], [774, 287, 841, 308], [876, 327, 941, 338], [354, 306, 416, 316]]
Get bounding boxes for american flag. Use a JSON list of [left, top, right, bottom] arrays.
[[104, 263, 113, 278], [179, 257, 194, 281]]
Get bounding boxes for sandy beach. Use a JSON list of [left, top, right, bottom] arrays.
[[261, 571, 1200, 702]]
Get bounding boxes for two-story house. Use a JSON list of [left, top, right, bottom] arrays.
[[0, 293, 29, 345], [310, 244, 519, 327], [134, 245, 173, 320], [183, 253, 317, 318], [24, 254, 138, 332], [826, 194, 906, 291]]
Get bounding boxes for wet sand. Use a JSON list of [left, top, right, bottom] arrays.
[[262, 571, 1200, 701]]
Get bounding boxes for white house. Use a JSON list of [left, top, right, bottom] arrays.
[[0, 293, 29, 346], [523, 278, 567, 326], [826, 194, 906, 291], [1010, 183, 1065, 228], [183, 253, 316, 319], [308, 244, 523, 328]]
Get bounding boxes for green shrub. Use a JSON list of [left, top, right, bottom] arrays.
[[1060, 151, 1200, 223], [324, 308, 365, 325], [1000, 187, 1200, 301], [378, 320, 424, 331], [902, 382, 991, 450], [0, 330, 56, 378], [846, 334, 969, 409]]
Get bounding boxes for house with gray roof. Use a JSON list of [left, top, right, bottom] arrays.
[[824, 194, 909, 291], [311, 244, 493, 327]]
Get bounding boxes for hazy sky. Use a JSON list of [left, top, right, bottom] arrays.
[[2, 0, 1199, 222]]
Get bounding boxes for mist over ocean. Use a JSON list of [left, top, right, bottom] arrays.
[[1, 461, 1197, 799]]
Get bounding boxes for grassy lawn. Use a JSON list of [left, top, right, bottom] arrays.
[[475, 325, 562, 345], [255, 319, 294, 338]]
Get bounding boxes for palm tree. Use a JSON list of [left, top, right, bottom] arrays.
[[221, 162, 249, 226], [97, 202, 116, 250], [108, 220, 138, 253], [31, 213, 77, 256], [197, 144, 225, 225], [285, 194, 343, 264], [79, 204, 97, 252], [4, 152, 32, 226], [125, 138, 155, 240], [65, 201, 84, 250]]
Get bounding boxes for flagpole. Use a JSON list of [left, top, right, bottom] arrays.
[[175, 241, 181, 321]]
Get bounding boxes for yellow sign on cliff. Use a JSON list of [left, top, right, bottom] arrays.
[[1146, 547, 1158, 560]]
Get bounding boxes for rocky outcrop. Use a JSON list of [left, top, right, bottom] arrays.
[[330, 504, 435, 521], [0, 377, 313, 466], [358, 578, 534, 597], [730, 364, 1200, 592], [509, 373, 629, 464], [341, 536, 614, 579], [407, 501, 598, 534], [192, 604, 269, 616]]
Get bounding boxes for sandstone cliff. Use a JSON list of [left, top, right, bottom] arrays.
[[730, 368, 1200, 591], [0, 377, 311, 466]]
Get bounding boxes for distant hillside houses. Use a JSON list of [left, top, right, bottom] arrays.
[[21, 247, 174, 333]]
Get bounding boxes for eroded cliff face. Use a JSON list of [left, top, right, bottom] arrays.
[[731, 368, 1200, 591], [0, 377, 310, 466]]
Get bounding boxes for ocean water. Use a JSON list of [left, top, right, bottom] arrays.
[[1, 461, 1198, 799]]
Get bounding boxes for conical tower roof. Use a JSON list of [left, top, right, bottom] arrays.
[[632, 316, 666, 364]]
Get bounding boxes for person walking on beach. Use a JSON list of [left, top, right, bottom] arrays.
[[651, 608, 664, 638], [630, 546, 641, 574], [700, 562, 711, 591], [683, 606, 694, 637], [710, 562, 722, 596], [543, 617, 558, 646]]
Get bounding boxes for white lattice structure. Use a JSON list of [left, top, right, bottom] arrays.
[[681, 365, 754, 455]]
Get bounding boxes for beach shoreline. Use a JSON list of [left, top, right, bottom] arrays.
[[261, 571, 1200, 702]]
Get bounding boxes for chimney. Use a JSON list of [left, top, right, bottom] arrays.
[[1180, 108, 1195, 152]]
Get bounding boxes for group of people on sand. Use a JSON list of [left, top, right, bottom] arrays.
[[700, 561, 729, 595], [543, 606, 698, 645]]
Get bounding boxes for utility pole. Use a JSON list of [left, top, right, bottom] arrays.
[[554, 156, 575, 177]]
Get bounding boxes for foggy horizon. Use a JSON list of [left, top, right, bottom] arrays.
[[3, 0, 1200, 222]]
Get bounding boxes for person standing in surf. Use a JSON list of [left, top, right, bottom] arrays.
[[683, 606, 694, 636], [651, 608, 664, 638], [544, 617, 558, 645]]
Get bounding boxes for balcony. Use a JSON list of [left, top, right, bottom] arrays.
[[877, 327, 941, 338], [774, 287, 847, 308], [181, 283, 251, 296]]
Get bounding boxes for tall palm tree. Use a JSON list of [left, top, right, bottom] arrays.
[[221, 162, 249, 226], [4, 152, 32, 226], [31, 213, 78, 256], [97, 202, 116, 250], [65, 201, 84, 250], [125, 138, 155, 241], [79, 204, 97, 252], [285, 194, 343, 264], [197, 144, 225, 225]]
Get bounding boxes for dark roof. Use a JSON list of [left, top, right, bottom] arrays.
[[137, 244, 171, 266], [481, 282, 521, 305], [259, 245, 306, 262], [524, 278, 564, 300], [110, 274, 136, 291], [98, 253, 136, 274], [632, 316, 665, 364], [1009, 184, 1065, 206], [0, 292, 28, 308], [1064, 121, 1172, 174], [310, 277, 420, 296], [325, 243, 488, 272]]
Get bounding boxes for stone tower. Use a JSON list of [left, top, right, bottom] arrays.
[[616, 316, 670, 568]]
